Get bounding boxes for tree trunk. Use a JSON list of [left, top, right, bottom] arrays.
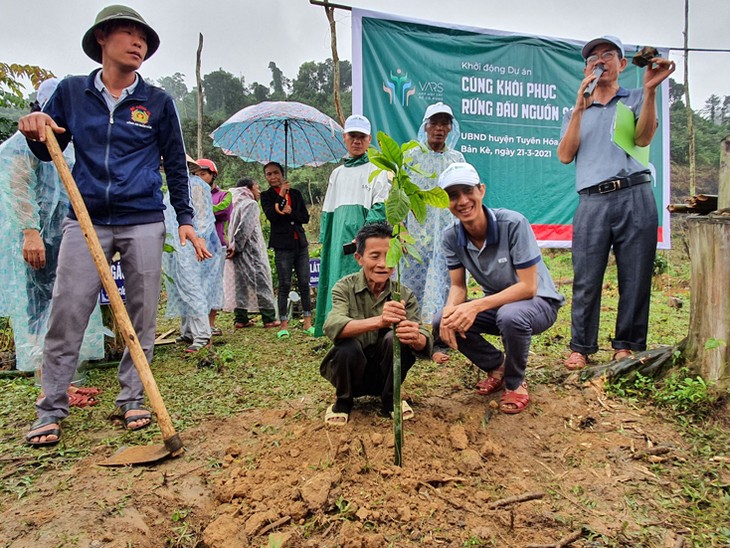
[[683, 0, 696, 196], [196, 33, 204, 158], [324, 6, 345, 127], [685, 214, 730, 388]]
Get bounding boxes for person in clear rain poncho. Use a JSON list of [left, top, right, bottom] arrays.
[[222, 178, 277, 327], [0, 78, 105, 403], [162, 160, 224, 352], [401, 102, 465, 363]]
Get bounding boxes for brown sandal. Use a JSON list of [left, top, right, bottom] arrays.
[[612, 349, 633, 361], [500, 383, 530, 414], [564, 351, 587, 371], [476, 375, 504, 395]]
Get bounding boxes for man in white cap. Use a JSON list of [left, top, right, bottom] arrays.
[[18, 5, 210, 446], [433, 162, 564, 414], [557, 36, 675, 370], [401, 102, 464, 363], [314, 114, 390, 337]]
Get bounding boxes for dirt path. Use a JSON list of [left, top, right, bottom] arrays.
[[0, 372, 707, 547]]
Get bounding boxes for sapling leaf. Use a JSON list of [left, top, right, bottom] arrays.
[[403, 242, 423, 263], [421, 187, 450, 208], [407, 163, 436, 178], [399, 230, 416, 244], [400, 140, 422, 153], [400, 178, 422, 196], [367, 168, 385, 183], [385, 189, 410, 226], [386, 237, 402, 268], [409, 193, 427, 224], [369, 154, 398, 174], [377, 131, 403, 166]]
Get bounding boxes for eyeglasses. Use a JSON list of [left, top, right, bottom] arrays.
[[586, 50, 619, 65]]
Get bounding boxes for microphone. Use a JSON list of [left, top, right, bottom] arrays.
[[583, 63, 605, 98]]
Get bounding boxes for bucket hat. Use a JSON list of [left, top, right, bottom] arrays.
[[82, 5, 160, 63]]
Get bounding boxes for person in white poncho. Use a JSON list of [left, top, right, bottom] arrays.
[[314, 115, 390, 337]]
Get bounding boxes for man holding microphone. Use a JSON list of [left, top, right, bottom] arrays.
[[557, 35, 675, 370]]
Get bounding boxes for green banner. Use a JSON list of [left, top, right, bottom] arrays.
[[353, 10, 671, 248]]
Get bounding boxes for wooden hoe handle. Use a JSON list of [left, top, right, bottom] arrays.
[[44, 126, 182, 455]]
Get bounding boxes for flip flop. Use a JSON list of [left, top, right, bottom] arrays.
[[401, 400, 414, 421], [390, 400, 414, 421], [324, 404, 349, 426], [277, 329, 290, 339], [234, 321, 255, 329], [111, 402, 153, 431], [264, 321, 282, 329], [25, 416, 62, 447], [304, 326, 315, 336]]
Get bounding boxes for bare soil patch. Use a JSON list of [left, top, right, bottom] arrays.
[[0, 363, 714, 548]]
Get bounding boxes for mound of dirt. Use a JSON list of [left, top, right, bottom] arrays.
[[0, 375, 699, 547]]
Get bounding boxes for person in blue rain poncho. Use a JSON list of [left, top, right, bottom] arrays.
[[162, 159, 225, 352], [401, 103, 465, 363], [0, 78, 105, 404]]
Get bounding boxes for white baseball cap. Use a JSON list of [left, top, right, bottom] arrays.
[[343, 114, 371, 135], [423, 102, 454, 122], [439, 162, 481, 190]]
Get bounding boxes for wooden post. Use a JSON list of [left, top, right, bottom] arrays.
[[324, 4, 345, 127], [719, 136, 730, 210], [196, 33, 204, 158], [684, 138, 730, 389]]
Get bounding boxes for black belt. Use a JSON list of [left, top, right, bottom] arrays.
[[579, 172, 651, 195]]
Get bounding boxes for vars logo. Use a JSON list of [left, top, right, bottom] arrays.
[[382, 68, 416, 108]]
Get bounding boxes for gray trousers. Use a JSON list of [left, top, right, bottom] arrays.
[[36, 219, 166, 421], [181, 316, 211, 346], [433, 297, 560, 390], [570, 183, 657, 355]]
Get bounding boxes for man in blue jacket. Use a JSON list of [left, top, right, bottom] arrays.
[[19, 5, 210, 446]]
